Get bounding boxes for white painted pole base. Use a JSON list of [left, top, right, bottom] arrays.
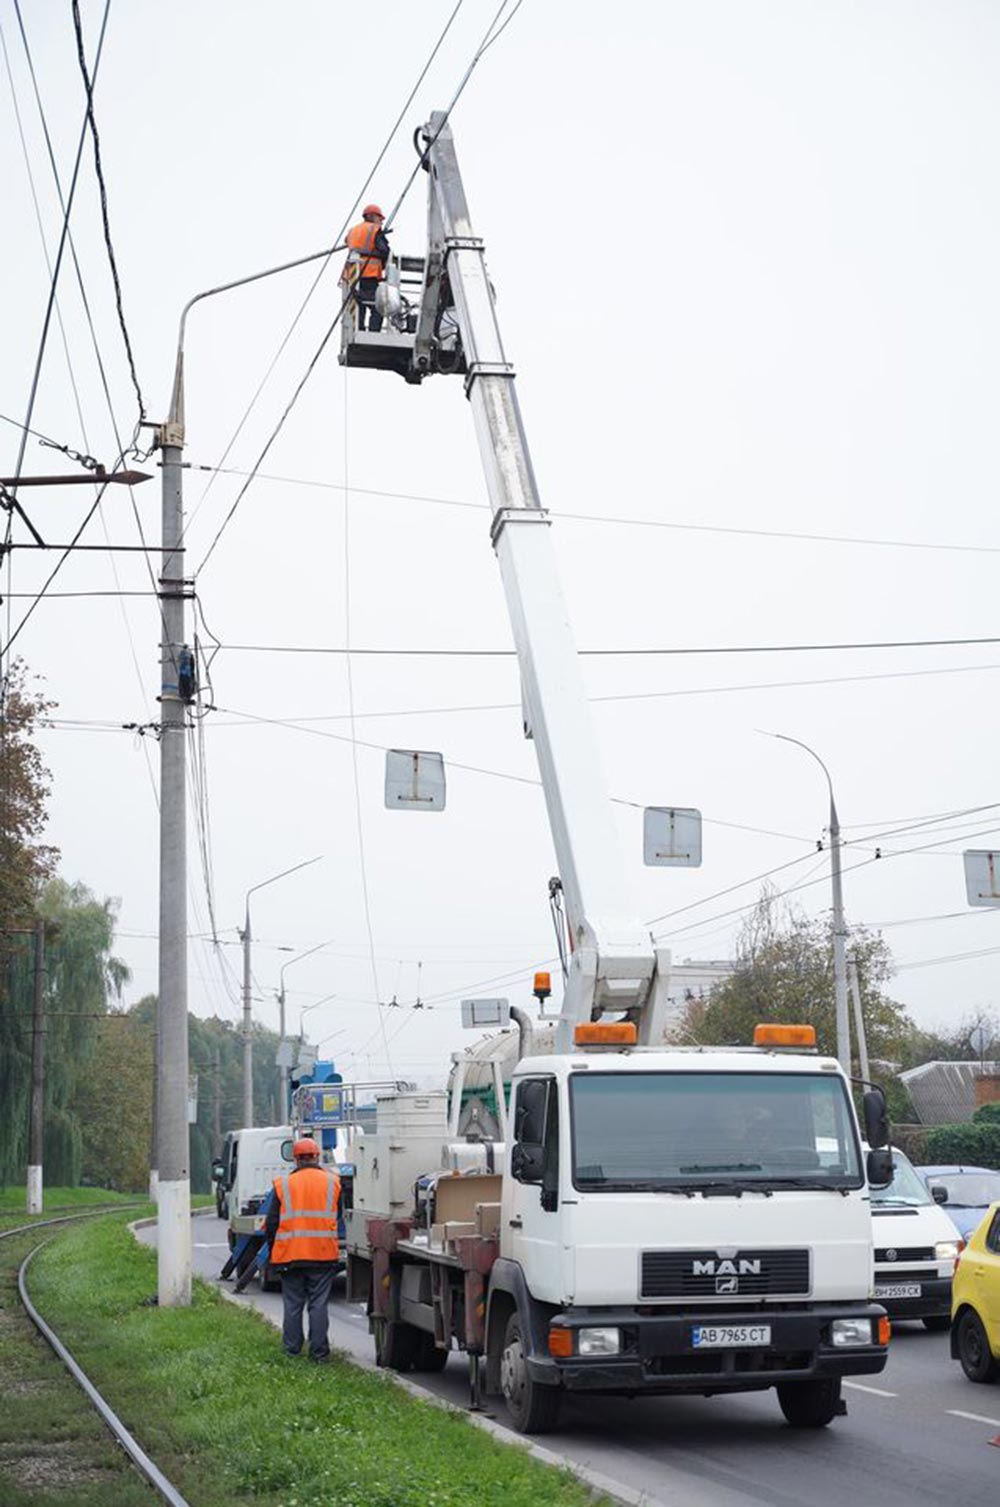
[[26, 1165, 42, 1216], [149, 1169, 159, 1204], [156, 1177, 192, 1307]]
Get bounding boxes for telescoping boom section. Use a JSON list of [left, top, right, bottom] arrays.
[[340, 114, 671, 1047]]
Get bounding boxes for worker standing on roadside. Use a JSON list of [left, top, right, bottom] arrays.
[[265, 1137, 341, 1362], [341, 203, 390, 331]]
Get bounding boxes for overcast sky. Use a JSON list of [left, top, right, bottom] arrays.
[[3, 0, 999, 1088]]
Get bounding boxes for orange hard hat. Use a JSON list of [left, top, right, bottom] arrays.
[[362, 203, 385, 220], [293, 1137, 320, 1160]]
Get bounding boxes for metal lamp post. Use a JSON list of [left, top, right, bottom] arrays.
[[276, 941, 332, 1118], [767, 733, 852, 1074], [239, 858, 323, 1128], [154, 244, 338, 1309]]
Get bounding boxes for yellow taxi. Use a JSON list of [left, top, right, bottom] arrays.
[[951, 1201, 1000, 1383]]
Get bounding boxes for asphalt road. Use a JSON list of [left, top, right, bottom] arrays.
[[138, 1216, 1000, 1506]]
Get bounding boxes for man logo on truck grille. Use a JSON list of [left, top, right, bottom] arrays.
[[715, 1276, 739, 1294], [885, 1249, 897, 1263], [692, 1258, 762, 1276]]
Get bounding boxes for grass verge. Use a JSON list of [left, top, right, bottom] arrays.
[[0, 1224, 161, 1505], [24, 1216, 607, 1507]]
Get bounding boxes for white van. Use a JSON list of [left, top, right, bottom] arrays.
[[870, 1147, 963, 1330], [223, 1125, 294, 1248]]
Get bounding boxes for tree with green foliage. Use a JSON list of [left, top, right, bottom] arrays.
[[0, 659, 57, 937], [673, 889, 926, 1119], [0, 878, 129, 1187]]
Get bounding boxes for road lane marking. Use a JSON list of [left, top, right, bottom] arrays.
[[947, 1408, 1000, 1428], [194, 1242, 229, 1248], [843, 1381, 897, 1397]]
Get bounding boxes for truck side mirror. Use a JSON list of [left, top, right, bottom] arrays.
[[862, 1088, 890, 1149], [511, 1142, 544, 1184], [866, 1148, 893, 1188], [211, 1158, 225, 1182], [930, 1184, 949, 1206]]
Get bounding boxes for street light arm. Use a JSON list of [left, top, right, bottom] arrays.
[[761, 731, 838, 829], [168, 247, 345, 431], [244, 855, 323, 919], [279, 937, 334, 995]]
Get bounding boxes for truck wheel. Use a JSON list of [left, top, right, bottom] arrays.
[[500, 1311, 560, 1434], [777, 1378, 842, 1428], [412, 1331, 449, 1373], [373, 1317, 417, 1372], [261, 1265, 282, 1294], [922, 1315, 951, 1333], [956, 1309, 1000, 1383]]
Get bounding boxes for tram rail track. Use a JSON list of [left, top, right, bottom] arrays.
[[1, 1205, 193, 1507]]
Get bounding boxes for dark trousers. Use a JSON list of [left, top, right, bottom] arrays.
[[356, 276, 383, 332], [281, 1263, 334, 1359]]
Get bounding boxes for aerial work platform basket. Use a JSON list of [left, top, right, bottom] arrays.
[[338, 251, 465, 384]]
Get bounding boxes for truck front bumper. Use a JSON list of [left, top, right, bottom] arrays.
[[527, 1304, 889, 1395]]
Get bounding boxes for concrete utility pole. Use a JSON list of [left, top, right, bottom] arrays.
[[151, 246, 338, 1297], [240, 858, 323, 1129], [26, 919, 45, 1216], [847, 955, 871, 1081], [769, 734, 851, 1074], [155, 409, 191, 1306]]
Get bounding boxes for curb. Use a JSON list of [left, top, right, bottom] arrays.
[[216, 1286, 668, 1507], [131, 1215, 668, 1507]]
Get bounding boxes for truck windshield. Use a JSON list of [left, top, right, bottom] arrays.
[[570, 1071, 862, 1191]]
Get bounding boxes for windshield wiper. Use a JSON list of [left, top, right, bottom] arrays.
[[679, 1163, 763, 1174]]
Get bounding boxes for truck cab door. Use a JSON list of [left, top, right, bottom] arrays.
[[507, 1077, 564, 1303]]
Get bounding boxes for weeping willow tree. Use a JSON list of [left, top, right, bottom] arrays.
[[0, 880, 130, 1188]]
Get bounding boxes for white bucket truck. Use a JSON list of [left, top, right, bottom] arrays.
[[343, 115, 893, 1432]]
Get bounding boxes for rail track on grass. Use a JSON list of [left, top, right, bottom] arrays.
[[2, 1206, 193, 1507]]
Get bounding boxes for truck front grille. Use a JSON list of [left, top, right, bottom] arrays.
[[641, 1248, 810, 1298]]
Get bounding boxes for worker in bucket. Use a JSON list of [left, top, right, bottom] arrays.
[[265, 1137, 341, 1361], [341, 203, 390, 331]]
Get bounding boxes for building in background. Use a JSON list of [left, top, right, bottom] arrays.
[[899, 1061, 1000, 1125]]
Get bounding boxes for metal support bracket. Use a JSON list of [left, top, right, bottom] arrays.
[[464, 360, 515, 397], [157, 421, 185, 449], [489, 506, 549, 547]]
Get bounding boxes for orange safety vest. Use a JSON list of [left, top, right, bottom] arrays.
[[344, 220, 385, 282], [270, 1166, 340, 1265]]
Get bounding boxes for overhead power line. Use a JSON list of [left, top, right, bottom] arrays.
[[181, 461, 1000, 558], [194, 0, 525, 576], [208, 634, 1000, 659], [70, 0, 146, 430]]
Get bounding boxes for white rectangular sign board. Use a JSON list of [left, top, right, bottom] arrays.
[[643, 807, 703, 867], [385, 749, 446, 811], [461, 997, 511, 1029], [964, 850, 1000, 907]]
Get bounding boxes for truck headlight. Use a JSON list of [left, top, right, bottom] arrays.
[[577, 1327, 621, 1356], [830, 1318, 873, 1348], [934, 1241, 960, 1262]]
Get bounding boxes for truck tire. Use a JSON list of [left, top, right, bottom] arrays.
[[956, 1309, 1000, 1383], [776, 1378, 842, 1428], [261, 1264, 282, 1294], [373, 1316, 418, 1372], [500, 1311, 561, 1434], [922, 1315, 951, 1333], [412, 1331, 449, 1373]]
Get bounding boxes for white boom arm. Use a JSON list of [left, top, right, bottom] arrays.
[[418, 116, 672, 1046], [340, 114, 671, 1045]]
